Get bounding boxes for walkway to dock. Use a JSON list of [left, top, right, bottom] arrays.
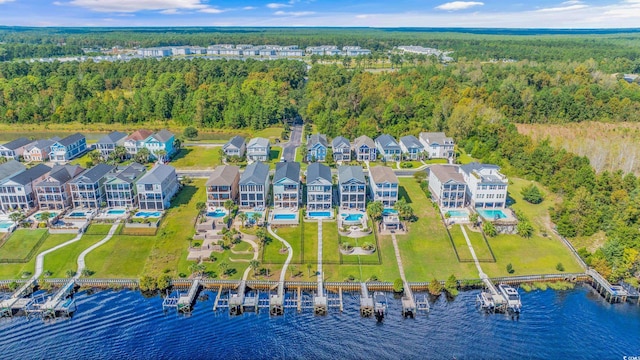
[[240, 238, 259, 282], [33, 231, 84, 280], [390, 233, 416, 314], [74, 221, 120, 279], [267, 224, 293, 294], [317, 220, 323, 298], [460, 225, 503, 302]]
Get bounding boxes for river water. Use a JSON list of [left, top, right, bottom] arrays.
[[0, 284, 638, 360]]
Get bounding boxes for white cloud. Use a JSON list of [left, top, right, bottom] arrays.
[[435, 1, 484, 11], [243, 6, 257, 10], [561, 0, 583, 4], [200, 7, 224, 14], [355, 14, 370, 19], [160, 8, 181, 14], [266, 3, 291, 9], [67, 0, 209, 12], [274, 10, 315, 16], [0, 0, 15, 4], [536, 4, 588, 12]]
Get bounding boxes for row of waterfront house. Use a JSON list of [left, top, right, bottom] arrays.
[[0, 129, 176, 164], [223, 132, 455, 164], [137, 45, 372, 58], [0, 160, 179, 212]]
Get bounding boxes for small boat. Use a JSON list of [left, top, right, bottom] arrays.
[[374, 292, 387, 322], [498, 284, 521, 313]]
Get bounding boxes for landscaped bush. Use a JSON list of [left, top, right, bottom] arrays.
[[483, 222, 497, 237], [156, 275, 172, 291], [521, 184, 544, 204], [445, 274, 459, 297], [400, 162, 414, 168], [428, 277, 443, 296], [393, 278, 404, 293], [506, 263, 515, 274], [139, 275, 157, 291], [556, 262, 565, 272]]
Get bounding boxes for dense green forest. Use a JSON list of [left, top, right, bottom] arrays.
[[2, 27, 640, 71], [0, 58, 305, 128]]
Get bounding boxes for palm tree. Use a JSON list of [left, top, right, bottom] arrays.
[[256, 227, 268, 247], [174, 138, 182, 151], [195, 201, 207, 215], [249, 260, 260, 277], [135, 147, 151, 164], [218, 262, 229, 276], [223, 199, 235, 214], [251, 212, 261, 227], [8, 212, 24, 225], [238, 212, 248, 227], [113, 145, 128, 162], [0, 157, 8, 165], [154, 149, 167, 163], [189, 262, 206, 277], [39, 211, 52, 224], [307, 263, 313, 277], [88, 150, 102, 164], [367, 201, 384, 223]]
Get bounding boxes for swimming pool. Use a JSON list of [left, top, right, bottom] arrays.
[[34, 212, 58, 221], [207, 209, 227, 218], [447, 210, 468, 218], [382, 209, 398, 216], [308, 211, 332, 218], [477, 209, 508, 220], [274, 214, 296, 220], [68, 212, 88, 218], [341, 213, 363, 223], [107, 209, 126, 216], [244, 211, 263, 219], [0, 220, 15, 230], [134, 211, 162, 218]]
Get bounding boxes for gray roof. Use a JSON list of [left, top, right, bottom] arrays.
[[400, 135, 424, 150], [239, 162, 270, 185], [353, 135, 375, 149], [111, 163, 146, 183], [1, 137, 34, 150], [332, 136, 350, 149], [274, 162, 300, 183], [26, 139, 55, 151], [8, 164, 51, 185], [152, 129, 175, 143], [338, 165, 365, 184], [375, 134, 400, 149], [137, 164, 176, 185], [57, 133, 85, 147], [369, 166, 398, 184], [37, 165, 84, 186], [224, 136, 245, 150], [420, 132, 454, 145], [307, 134, 328, 148], [247, 137, 269, 148], [307, 163, 332, 184], [97, 131, 127, 145], [429, 165, 465, 184], [0, 160, 26, 181], [460, 162, 505, 184], [72, 163, 116, 184], [206, 165, 240, 186]]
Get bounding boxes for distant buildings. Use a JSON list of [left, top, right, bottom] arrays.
[[306, 163, 332, 212], [69, 163, 116, 209], [375, 134, 401, 162], [223, 136, 246, 158], [307, 134, 329, 162], [0, 164, 51, 210], [353, 135, 377, 162], [428, 165, 467, 210], [0, 138, 35, 160], [96, 131, 127, 160], [36, 164, 84, 211], [273, 162, 301, 210], [239, 162, 270, 209], [136, 44, 371, 58], [49, 133, 87, 163], [246, 138, 271, 162]]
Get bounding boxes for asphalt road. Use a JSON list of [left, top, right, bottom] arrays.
[[281, 124, 302, 162]]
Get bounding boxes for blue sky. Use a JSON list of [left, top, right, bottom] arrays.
[[0, 0, 639, 27]]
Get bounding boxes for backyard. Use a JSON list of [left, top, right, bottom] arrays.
[[0, 229, 48, 261], [170, 146, 223, 169], [0, 233, 77, 279]]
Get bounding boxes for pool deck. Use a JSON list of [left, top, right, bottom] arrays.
[[270, 209, 299, 225]]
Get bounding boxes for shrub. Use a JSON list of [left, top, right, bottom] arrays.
[[521, 184, 544, 204], [178, 273, 187, 278], [393, 278, 404, 293], [157, 275, 172, 291], [428, 277, 444, 296], [444, 274, 459, 297], [556, 262, 565, 272], [81, 269, 94, 277], [65, 270, 76, 278], [43, 270, 53, 277], [400, 162, 413, 168], [183, 126, 199, 140], [413, 171, 427, 182], [8, 281, 18, 291], [21, 271, 32, 278], [369, 275, 379, 282], [483, 222, 497, 237], [517, 221, 534, 238], [139, 275, 157, 291], [506, 263, 515, 274]]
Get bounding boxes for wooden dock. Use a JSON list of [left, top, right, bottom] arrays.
[[229, 280, 246, 315], [587, 269, 630, 303], [360, 283, 374, 317], [177, 279, 200, 313], [42, 279, 76, 318]]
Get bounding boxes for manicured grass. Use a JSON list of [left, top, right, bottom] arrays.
[[398, 160, 423, 169], [464, 225, 494, 261], [264, 225, 302, 264], [70, 152, 95, 168], [424, 158, 448, 164], [303, 221, 318, 263], [322, 221, 341, 263], [456, 152, 476, 165], [170, 146, 222, 169], [43, 234, 106, 278], [508, 178, 559, 235], [395, 178, 479, 281], [268, 146, 283, 169], [449, 225, 473, 261], [0, 229, 48, 260], [255, 127, 285, 141], [83, 234, 156, 278], [84, 224, 115, 235], [0, 233, 76, 280]]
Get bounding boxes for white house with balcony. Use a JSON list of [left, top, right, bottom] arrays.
[[352, 135, 376, 162], [206, 165, 240, 209], [306, 163, 332, 212], [460, 162, 508, 209], [0, 164, 51, 211], [136, 164, 179, 211], [375, 134, 401, 162], [399, 135, 425, 161], [428, 165, 467, 209], [419, 132, 455, 159], [239, 162, 270, 209], [368, 166, 399, 208], [246, 137, 271, 162], [273, 162, 300, 209], [337, 165, 367, 211], [69, 163, 116, 209]]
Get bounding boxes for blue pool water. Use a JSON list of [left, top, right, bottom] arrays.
[[0, 220, 14, 229], [341, 213, 363, 222], [134, 211, 162, 218], [274, 214, 296, 220], [308, 211, 332, 218], [477, 209, 508, 219], [382, 209, 398, 216], [34, 212, 58, 221], [0, 285, 638, 359], [207, 210, 227, 218], [447, 210, 468, 217], [68, 212, 87, 217], [243, 211, 263, 220], [106, 209, 126, 215]]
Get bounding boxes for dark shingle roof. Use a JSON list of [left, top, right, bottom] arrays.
[[332, 136, 350, 149], [375, 134, 399, 149], [58, 133, 85, 147], [274, 162, 300, 183], [97, 131, 127, 145], [207, 165, 240, 186], [9, 164, 51, 185], [37, 165, 84, 186], [72, 163, 115, 184], [0, 160, 26, 181], [224, 136, 245, 150], [338, 165, 365, 184], [152, 129, 174, 143], [400, 135, 424, 150], [1, 137, 34, 150], [306, 163, 331, 184], [26, 139, 54, 151], [239, 162, 270, 185], [113, 163, 146, 183], [307, 134, 328, 148]]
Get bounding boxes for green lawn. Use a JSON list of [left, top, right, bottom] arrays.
[[465, 225, 494, 261], [0, 233, 76, 279], [303, 221, 318, 263], [322, 221, 341, 263], [170, 146, 222, 169], [395, 178, 479, 281], [398, 160, 423, 169], [85, 234, 156, 278], [255, 127, 284, 141], [69, 153, 95, 168], [424, 158, 449, 164], [43, 234, 106, 278], [456, 152, 477, 165], [264, 225, 302, 264], [449, 225, 474, 261], [268, 147, 283, 169], [0, 229, 48, 260]]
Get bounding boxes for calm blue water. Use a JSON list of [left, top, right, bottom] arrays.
[[106, 209, 126, 215], [0, 285, 637, 359], [0, 220, 14, 229], [308, 211, 332, 218], [206, 210, 226, 218], [341, 213, 363, 222], [477, 209, 507, 219], [447, 210, 468, 217], [134, 211, 162, 218], [68, 212, 87, 217], [382, 209, 398, 216], [274, 214, 296, 220]]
